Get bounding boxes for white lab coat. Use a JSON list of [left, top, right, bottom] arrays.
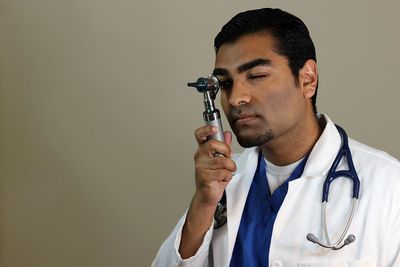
[[152, 115, 400, 267]]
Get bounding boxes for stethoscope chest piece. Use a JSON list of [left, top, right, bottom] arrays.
[[214, 191, 227, 229], [214, 202, 227, 229]]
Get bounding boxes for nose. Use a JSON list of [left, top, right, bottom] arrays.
[[227, 80, 251, 107]]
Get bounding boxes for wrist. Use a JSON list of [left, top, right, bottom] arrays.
[[179, 195, 216, 259], [193, 190, 221, 209]]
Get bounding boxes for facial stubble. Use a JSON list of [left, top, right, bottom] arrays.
[[231, 123, 274, 148]]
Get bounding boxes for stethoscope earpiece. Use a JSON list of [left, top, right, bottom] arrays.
[[307, 232, 356, 250]]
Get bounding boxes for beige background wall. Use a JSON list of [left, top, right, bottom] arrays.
[[0, 1, 399, 266]]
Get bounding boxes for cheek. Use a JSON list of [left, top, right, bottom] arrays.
[[260, 75, 294, 111], [263, 89, 292, 113], [261, 86, 303, 121], [219, 92, 229, 114]]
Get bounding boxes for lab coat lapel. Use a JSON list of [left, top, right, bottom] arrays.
[[226, 147, 259, 264], [268, 115, 345, 260], [211, 147, 259, 267]]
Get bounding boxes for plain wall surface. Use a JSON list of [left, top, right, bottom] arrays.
[[0, 1, 399, 266]]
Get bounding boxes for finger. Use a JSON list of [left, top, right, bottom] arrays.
[[221, 171, 234, 183], [194, 125, 218, 145], [204, 139, 232, 158], [206, 157, 237, 172], [224, 131, 232, 146], [203, 168, 233, 182]]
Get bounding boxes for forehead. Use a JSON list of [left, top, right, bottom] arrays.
[[215, 33, 285, 70]]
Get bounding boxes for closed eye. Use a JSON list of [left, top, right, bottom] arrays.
[[248, 74, 267, 79]]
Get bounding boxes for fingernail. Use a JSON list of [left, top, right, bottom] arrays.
[[212, 126, 218, 133]]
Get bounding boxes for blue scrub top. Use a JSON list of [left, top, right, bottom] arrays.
[[230, 152, 308, 267]]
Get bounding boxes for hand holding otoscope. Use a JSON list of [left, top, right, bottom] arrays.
[[186, 74, 236, 227], [179, 75, 236, 258]]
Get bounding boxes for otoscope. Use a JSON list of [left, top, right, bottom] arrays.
[[187, 74, 228, 228], [187, 74, 225, 142]]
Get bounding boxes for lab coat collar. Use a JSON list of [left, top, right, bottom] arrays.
[[302, 114, 341, 178]]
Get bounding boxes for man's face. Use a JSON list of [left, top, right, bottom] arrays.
[[214, 33, 310, 148]]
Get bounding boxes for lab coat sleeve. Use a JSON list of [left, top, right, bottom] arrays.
[[386, 200, 400, 266], [151, 212, 214, 267]]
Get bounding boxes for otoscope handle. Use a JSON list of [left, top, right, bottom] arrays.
[[204, 110, 225, 142]]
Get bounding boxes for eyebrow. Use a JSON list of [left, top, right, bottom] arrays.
[[212, 68, 230, 77], [238, 58, 271, 73], [213, 58, 271, 77]]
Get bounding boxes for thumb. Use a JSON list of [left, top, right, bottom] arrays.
[[224, 131, 232, 146]]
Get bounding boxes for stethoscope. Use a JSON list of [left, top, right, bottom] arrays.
[[213, 125, 361, 250]]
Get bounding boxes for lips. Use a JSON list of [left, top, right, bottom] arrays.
[[234, 114, 258, 124]]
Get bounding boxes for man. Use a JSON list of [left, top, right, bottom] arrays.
[[152, 8, 400, 267]]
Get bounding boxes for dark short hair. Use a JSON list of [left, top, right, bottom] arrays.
[[214, 8, 318, 113]]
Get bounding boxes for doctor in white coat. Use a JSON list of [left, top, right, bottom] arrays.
[[152, 8, 400, 267]]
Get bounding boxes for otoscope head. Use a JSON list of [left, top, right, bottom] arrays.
[[187, 77, 208, 92], [187, 75, 220, 93]]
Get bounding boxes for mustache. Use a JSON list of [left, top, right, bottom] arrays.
[[227, 107, 258, 121]]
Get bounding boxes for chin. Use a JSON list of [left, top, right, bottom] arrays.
[[235, 130, 274, 148]]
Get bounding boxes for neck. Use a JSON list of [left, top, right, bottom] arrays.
[[260, 113, 325, 166]]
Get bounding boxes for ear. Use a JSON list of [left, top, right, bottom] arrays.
[[299, 59, 318, 99]]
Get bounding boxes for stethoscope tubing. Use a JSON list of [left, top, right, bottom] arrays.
[[322, 125, 360, 202], [309, 125, 360, 250], [322, 198, 357, 247]]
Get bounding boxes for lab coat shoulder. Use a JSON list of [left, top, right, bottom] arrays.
[[349, 137, 400, 172], [349, 138, 400, 266], [349, 137, 400, 201]]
